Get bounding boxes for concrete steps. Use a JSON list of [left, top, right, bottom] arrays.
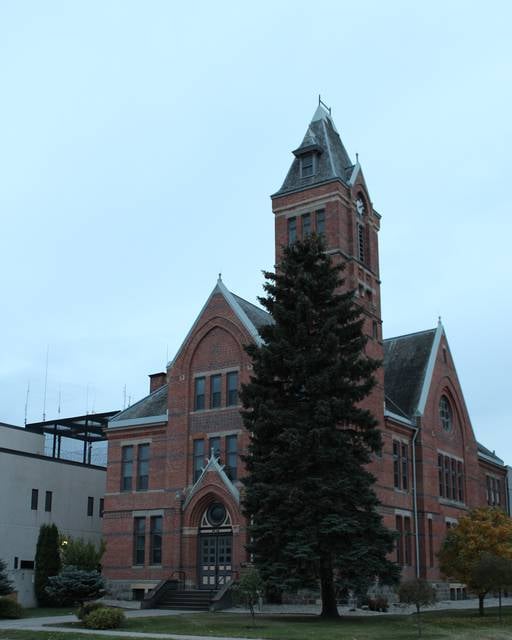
[[157, 589, 214, 611]]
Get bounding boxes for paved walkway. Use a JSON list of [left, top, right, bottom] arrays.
[[0, 597, 510, 639], [0, 608, 248, 640]]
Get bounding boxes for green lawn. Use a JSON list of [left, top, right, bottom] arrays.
[[36, 607, 512, 640]]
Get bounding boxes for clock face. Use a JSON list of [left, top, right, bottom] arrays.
[[356, 197, 365, 216]]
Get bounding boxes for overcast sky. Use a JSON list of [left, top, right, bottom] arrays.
[[1, 1, 511, 463]]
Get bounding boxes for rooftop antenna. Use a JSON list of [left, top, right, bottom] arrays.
[[356, 153, 359, 163], [24, 382, 30, 426], [85, 384, 89, 415], [57, 386, 61, 417], [123, 384, 127, 410], [42, 345, 49, 421], [128, 394, 131, 407]]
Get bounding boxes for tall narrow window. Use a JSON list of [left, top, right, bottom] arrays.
[[393, 441, 408, 490], [194, 377, 205, 410], [87, 496, 94, 517], [121, 445, 133, 491], [401, 443, 409, 491], [288, 217, 297, 245], [404, 517, 412, 565], [99, 498, 104, 518], [395, 515, 403, 565], [450, 458, 457, 501], [137, 444, 150, 491], [302, 213, 311, 237], [444, 455, 451, 499], [225, 435, 238, 482], [45, 491, 52, 512], [193, 439, 205, 482], [227, 371, 238, 406], [133, 517, 146, 565], [438, 454, 443, 497], [211, 374, 221, 408], [31, 489, 38, 511], [428, 518, 434, 567], [150, 516, 162, 565], [357, 223, 365, 262], [209, 436, 221, 459], [316, 209, 325, 236], [300, 153, 314, 177], [457, 462, 464, 502], [393, 442, 400, 489]]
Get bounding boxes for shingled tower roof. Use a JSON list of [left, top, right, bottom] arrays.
[[273, 102, 355, 197]]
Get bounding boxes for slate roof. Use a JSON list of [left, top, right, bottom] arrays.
[[273, 104, 355, 197], [231, 294, 273, 330], [383, 329, 436, 419], [477, 442, 504, 465], [109, 289, 272, 426], [110, 383, 168, 424]]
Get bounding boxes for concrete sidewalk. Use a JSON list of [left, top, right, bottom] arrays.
[[0, 608, 258, 640]]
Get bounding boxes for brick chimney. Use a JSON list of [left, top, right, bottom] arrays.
[[149, 372, 167, 394]]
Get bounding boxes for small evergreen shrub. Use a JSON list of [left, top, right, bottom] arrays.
[[77, 601, 105, 620], [368, 596, 388, 612], [45, 567, 105, 605], [0, 598, 23, 619], [83, 606, 125, 629]]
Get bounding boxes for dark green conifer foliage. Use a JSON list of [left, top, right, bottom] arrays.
[[0, 559, 14, 596], [241, 235, 399, 618], [34, 524, 61, 606]]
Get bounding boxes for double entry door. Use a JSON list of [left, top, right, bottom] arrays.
[[198, 532, 232, 589]]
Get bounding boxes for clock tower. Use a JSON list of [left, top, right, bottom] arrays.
[[271, 101, 384, 425]]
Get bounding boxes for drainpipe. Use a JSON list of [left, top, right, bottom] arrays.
[[411, 422, 420, 578]]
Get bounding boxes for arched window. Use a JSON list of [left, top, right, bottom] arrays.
[[355, 195, 366, 264], [439, 395, 453, 432]]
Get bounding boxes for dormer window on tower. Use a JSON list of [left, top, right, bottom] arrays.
[[300, 153, 314, 178]]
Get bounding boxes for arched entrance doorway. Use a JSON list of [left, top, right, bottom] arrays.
[[197, 502, 233, 589]]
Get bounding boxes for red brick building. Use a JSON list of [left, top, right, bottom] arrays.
[[102, 103, 507, 600]]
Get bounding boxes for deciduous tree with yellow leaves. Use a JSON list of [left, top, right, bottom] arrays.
[[438, 507, 512, 616]]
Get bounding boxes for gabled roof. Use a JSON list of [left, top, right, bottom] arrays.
[[477, 442, 505, 466], [168, 277, 271, 369], [183, 453, 240, 509], [109, 279, 272, 429], [231, 293, 273, 331], [109, 384, 168, 428], [273, 103, 355, 197], [383, 327, 438, 419]]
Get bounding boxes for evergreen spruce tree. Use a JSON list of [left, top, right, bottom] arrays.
[[34, 524, 61, 606], [45, 566, 105, 606], [241, 235, 399, 618], [0, 559, 14, 596]]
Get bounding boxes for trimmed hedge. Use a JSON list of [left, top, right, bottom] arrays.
[[83, 606, 125, 629], [0, 598, 23, 619], [77, 601, 105, 620]]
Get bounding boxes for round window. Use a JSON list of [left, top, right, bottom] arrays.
[[439, 395, 453, 432], [207, 503, 226, 527]]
